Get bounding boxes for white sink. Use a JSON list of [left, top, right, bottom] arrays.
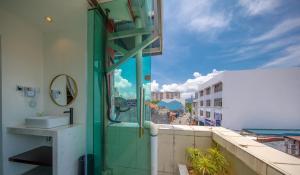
[[25, 116, 70, 129]]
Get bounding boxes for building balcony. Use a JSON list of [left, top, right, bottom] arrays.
[[212, 91, 222, 99], [157, 124, 300, 175]]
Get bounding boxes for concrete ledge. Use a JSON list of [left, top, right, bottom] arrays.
[[157, 124, 174, 135], [173, 125, 194, 136], [178, 164, 189, 175], [157, 125, 300, 175], [157, 124, 212, 174], [212, 129, 300, 175], [190, 126, 212, 137]]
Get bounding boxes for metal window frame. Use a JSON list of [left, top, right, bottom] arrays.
[[106, 35, 159, 73]]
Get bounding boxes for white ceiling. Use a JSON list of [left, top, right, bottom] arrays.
[[0, 0, 89, 32]]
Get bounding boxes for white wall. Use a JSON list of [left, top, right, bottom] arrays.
[[222, 68, 300, 130], [196, 69, 300, 130], [0, 1, 88, 174], [43, 25, 87, 124], [0, 8, 46, 175], [42, 8, 87, 165]]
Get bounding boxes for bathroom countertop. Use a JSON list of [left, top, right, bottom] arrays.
[[7, 124, 81, 137], [7, 124, 84, 175]]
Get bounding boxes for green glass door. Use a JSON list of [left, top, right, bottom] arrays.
[[88, 7, 153, 175], [105, 55, 152, 175], [87, 9, 106, 175]]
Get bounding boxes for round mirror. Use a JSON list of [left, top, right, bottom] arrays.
[[50, 74, 78, 106]]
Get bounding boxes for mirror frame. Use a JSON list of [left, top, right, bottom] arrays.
[[49, 74, 78, 107]]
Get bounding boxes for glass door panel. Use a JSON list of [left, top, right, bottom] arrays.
[[105, 55, 151, 175], [87, 9, 106, 175]]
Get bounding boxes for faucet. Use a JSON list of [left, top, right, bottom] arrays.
[[64, 108, 73, 125]]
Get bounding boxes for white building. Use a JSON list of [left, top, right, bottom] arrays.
[[193, 68, 300, 130], [151, 91, 181, 101], [284, 136, 300, 157]]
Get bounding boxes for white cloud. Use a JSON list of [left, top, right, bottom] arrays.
[[229, 36, 300, 62], [168, 0, 231, 34], [261, 45, 300, 68], [143, 82, 152, 100], [114, 69, 135, 98], [114, 69, 132, 89], [150, 80, 160, 92], [261, 36, 300, 53], [151, 70, 223, 99], [239, 0, 281, 16], [193, 72, 201, 78], [251, 18, 300, 43], [188, 13, 231, 33]]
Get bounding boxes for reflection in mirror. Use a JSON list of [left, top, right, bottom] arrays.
[[50, 74, 78, 106]]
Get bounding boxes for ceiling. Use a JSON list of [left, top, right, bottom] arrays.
[[0, 0, 163, 55], [0, 0, 88, 32], [99, 0, 163, 56]]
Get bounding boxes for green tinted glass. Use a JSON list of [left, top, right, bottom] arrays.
[[105, 55, 151, 175], [87, 9, 105, 174]]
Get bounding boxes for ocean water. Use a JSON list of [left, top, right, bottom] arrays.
[[244, 129, 300, 136]]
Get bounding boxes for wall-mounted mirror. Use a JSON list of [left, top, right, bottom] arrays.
[[50, 74, 78, 107]]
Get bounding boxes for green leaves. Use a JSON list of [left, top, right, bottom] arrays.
[[186, 147, 203, 163], [186, 147, 229, 175], [194, 156, 218, 175], [207, 147, 229, 174], [185, 103, 192, 113]]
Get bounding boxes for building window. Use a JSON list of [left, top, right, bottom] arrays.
[[206, 111, 210, 118], [195, 92, 199, 99], [193, 102, 197, 108], [200, 100, 203, 106], [176, 92, 180, 98], [160, 93, 163, 100], [200, 110, 203, 116], [214, 112, 222, 120], [205, 87, 211, 95], [206, 100, 211, 107], [214, 98, 222, 107], [214, 82, 223, 93], [200, 90, 204, 96]]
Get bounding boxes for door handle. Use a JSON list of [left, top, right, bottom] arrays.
[[139, 87, 145, 138]]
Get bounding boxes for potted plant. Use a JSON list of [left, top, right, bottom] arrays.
[[186, 146, 229, 175]]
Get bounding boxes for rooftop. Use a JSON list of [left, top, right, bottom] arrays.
[[285, 136, 300, 142]]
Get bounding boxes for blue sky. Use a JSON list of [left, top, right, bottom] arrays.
[[151, 0, 300, 96]]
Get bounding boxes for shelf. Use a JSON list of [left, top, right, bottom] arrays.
[[9, 146, 52, 166], [22, 166, 52, 175]]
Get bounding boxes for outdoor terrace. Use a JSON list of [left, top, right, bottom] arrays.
[[157, 125, 300, 175]]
